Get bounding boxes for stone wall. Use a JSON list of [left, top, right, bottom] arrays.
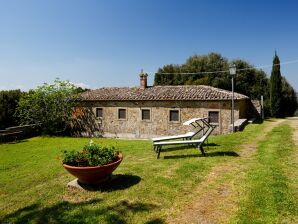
[[251, 100, 262, 117], [0, 124, 40, 143], [81, 99, 246, 139], [245, 99, 262, 119]]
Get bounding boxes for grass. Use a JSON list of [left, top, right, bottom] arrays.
[[0, 120, 297, 223], [233, 123, 298, 223]]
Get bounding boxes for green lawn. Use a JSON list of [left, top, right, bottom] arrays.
[[233, 123, 298, 223], [0, 120, 297, 223]]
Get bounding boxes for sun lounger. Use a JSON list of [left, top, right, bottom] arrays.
[[152, 131, 196, 142], [153, 122, 214, 159], [152, 118, 208, 143]]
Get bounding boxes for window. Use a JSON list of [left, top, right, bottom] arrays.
[[141, 109, 151, 121], [209, 111, 219, 124], [95, 108, 103, 118], [118, 108, 126, 120], [169, 109, 180, 122]]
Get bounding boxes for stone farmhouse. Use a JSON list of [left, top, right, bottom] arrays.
[[79, 72, 258, 139]]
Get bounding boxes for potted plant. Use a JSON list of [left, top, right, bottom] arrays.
[[62, 140, 123, 185]]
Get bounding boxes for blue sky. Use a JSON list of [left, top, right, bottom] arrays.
[[0, 0, 298, 91]]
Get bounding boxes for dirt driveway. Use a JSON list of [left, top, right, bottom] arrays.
[[168, 119, 287, 224]]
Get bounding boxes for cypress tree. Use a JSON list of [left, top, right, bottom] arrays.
[[270, 51, 283, 117]]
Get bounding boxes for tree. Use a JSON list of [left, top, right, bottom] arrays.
[[154, 53, 269, 100], [281, 77, 298, 116], [15, 79, 79, 135], [155, 53, 230, 87], [155, 64, 182, 85], [270, 52, 283, 117], [0, 89, 23, 129], [230, 60, 269, 100]]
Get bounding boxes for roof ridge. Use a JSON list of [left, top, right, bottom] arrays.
[[82, 85, 249, 101]]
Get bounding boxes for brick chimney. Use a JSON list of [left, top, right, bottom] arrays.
[[139, 69, 148, 89]]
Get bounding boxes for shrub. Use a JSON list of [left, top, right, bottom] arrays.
[[0, 89, 24, 129], [62, 141, 119, 167], [15, 79, 79, 135]]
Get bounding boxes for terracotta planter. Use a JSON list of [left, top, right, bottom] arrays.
[[63, 154, 123, 185]]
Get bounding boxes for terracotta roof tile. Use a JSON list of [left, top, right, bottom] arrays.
[[81, 85, 249, 101]]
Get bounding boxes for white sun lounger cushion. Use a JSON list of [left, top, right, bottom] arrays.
[[152, 132, 195, 142]]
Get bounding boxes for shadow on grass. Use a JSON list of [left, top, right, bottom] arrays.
[[204, 142, 220, 147], [163, 151, 239, 159], [206, 151, 239, 157], [252, 118, 264, 124], [163, 154, 201, 159], [161, 143, 219, 152], [264, 118, 277, 122], [145, 218, 166, 224], [77, 174, 141, 192], [0, 199, 164, 224], [1, 139, 28, 144]]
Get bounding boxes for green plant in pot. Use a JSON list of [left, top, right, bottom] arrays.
[[62, 140, 123, 185]]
